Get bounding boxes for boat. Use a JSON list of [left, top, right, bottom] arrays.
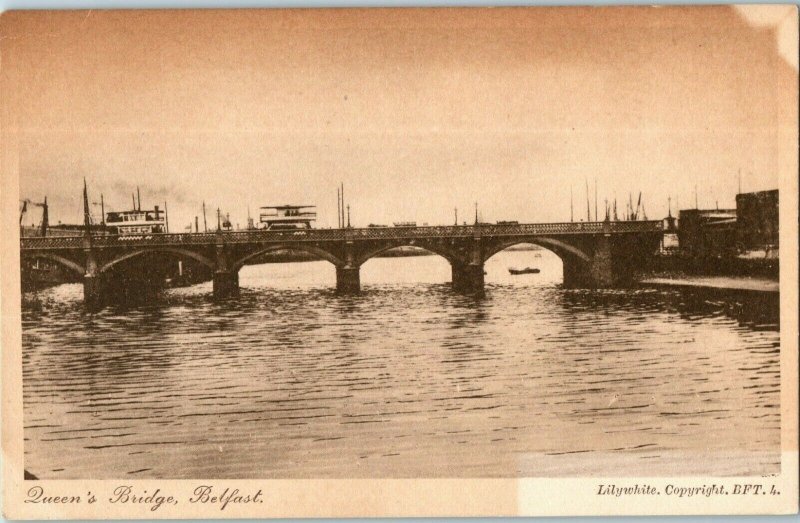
[[508, 267, 540, 275]]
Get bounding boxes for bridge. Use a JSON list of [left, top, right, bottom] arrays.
[[20, 220, 663, 308]]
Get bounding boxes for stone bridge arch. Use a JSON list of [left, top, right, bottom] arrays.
[[482, 236, 591, 264], [24, 252, 86, 277], [231, 244, 345, 272], [353, 240, 462, 268], [99, 247, 215, 274], [480, 235, 611, 289]]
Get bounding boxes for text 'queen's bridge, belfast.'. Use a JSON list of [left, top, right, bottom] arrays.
[[21, 219, 664, 308]]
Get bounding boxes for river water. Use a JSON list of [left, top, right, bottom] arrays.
[[21, 249, 780, 478]]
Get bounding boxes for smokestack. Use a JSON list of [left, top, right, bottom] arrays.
[[41, 196, 49, 237]]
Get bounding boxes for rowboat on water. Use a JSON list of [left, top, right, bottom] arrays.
[[508, 267, 540, 275]]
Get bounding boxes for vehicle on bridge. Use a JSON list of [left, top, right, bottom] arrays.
[[105, 206, 167, 235], [393, 221, 416, 227], [259, 205, 317, 230]]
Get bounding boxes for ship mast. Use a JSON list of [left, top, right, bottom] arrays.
[[585, 179, 591, 221], [337, 186, 341, 228], [83, 179, 93, 245], [570, 186, 573, 222]]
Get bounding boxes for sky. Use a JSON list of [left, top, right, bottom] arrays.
[[2, 6, 797, 230]]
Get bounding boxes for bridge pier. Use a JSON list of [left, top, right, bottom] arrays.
[[562, 236, 615, 288], [588, 235, 614, 287], [213, 270, 239, 299], [83, 274, 105, 310], [452, 263, 485, 295], [336, 266, 360, 293]]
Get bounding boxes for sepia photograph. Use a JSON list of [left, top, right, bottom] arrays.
[[1, 4, 797, 518]]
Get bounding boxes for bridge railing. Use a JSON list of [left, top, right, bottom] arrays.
[[20, 221, 663, 250], [21, 236, 85, 250], [607, 221, 664, 233]]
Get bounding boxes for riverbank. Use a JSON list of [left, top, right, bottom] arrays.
[[639, 274, 780, 293], [640, 275, 778, 294], [645, 253, 778, 279], [637, 273, 779, 328]]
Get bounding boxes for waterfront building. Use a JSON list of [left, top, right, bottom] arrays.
[[736, 189, 779, 257], [677, 208, 737, 257]]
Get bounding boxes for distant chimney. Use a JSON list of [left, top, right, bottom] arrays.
[[154, 205, 160, 219]]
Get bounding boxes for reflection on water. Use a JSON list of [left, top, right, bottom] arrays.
[[22, 250, 780, 478]]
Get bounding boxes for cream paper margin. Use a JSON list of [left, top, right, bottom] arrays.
[[1, 5, 798, 518]]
